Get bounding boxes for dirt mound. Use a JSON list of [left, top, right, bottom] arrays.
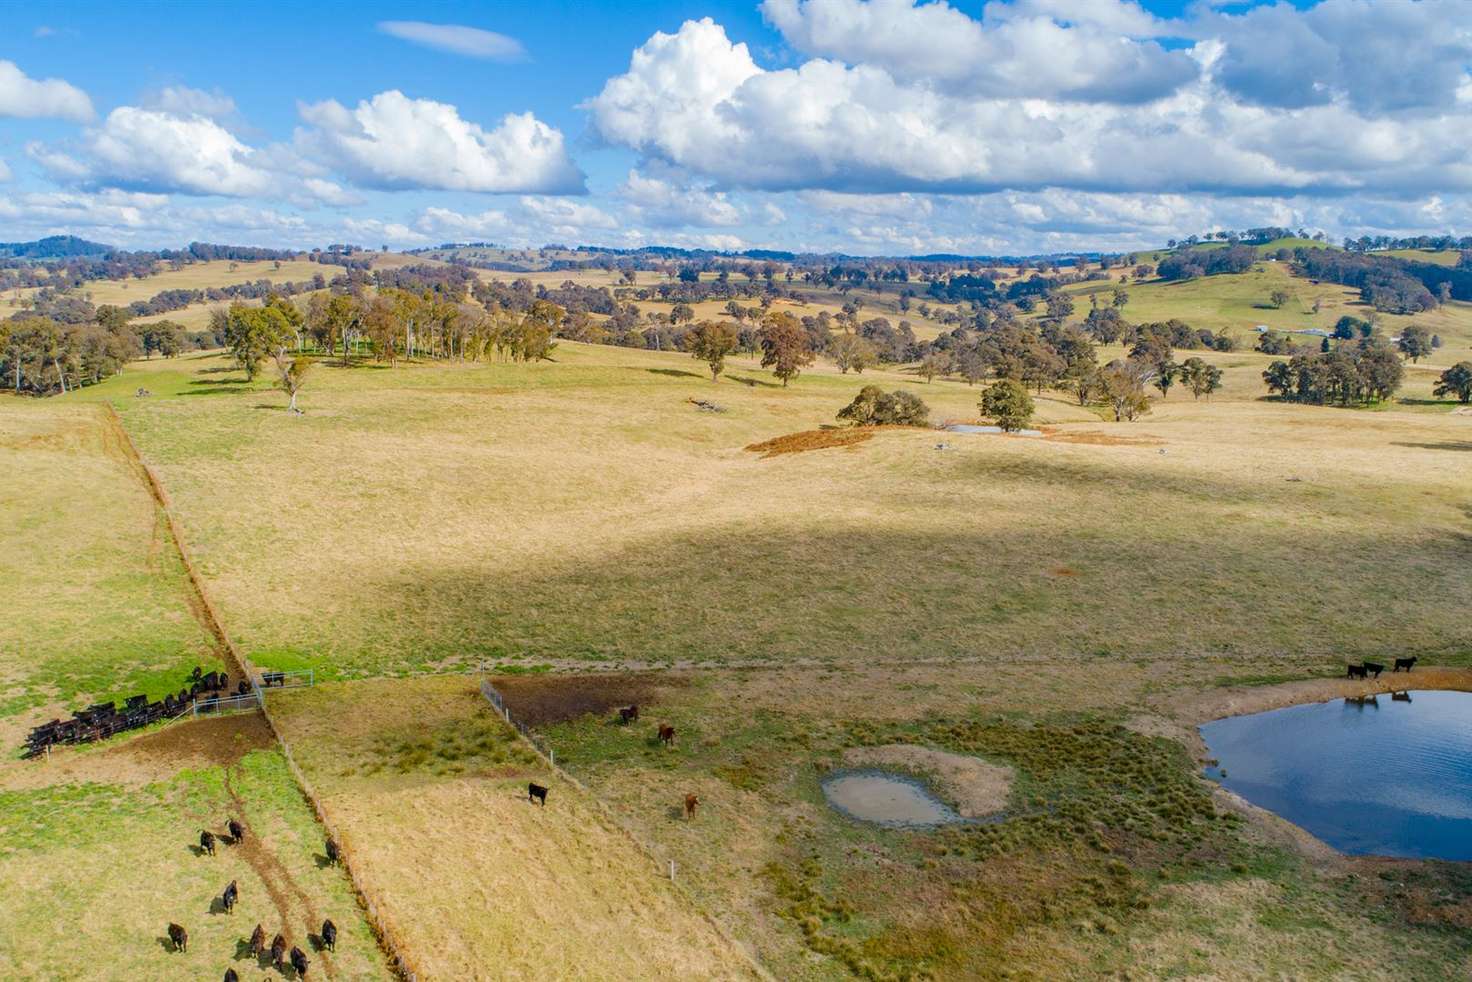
[[744, 428, 874, 458], [841, 744, 1013, 818], [491, 672, 689, 727]]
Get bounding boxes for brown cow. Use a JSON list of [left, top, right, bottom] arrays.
[[227, 818, 244, 844], [271, 933, 287, 970], [249, 923, 266, 958], [199, 829, 216, 856], [684, 793, 699, 820], [658, 725, 676, 746], [324, 836, 340, 865], [619, 704, 639, 724]]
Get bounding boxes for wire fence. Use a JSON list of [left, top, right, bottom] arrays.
[[476, 677, 775, 981]]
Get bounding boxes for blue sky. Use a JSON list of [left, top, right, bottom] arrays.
[[2, 0, 1468, 255]]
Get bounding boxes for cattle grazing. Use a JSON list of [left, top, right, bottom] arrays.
[[221, 879, 238, 915], [1394, 656, 1418, 673], [324, 836, 340, 866], [271, 933, 287, 969], [619, 704, 639, 724], [320, 918, 337, 952], [227, 818, 244, 844], [658, 725, 676, 746], [167, 922, 188, 952], [237, 679, 250, 697], [684, 793, 699, 820], [249, 923, 266, 958], [200, 830, 216, 856], [291, 945, 309, 978], [191, 665, 203, 681], [528, 782, 549, 807], [1363, 661, 1385, 679], [1346, 664, 1368, 679], [224, 969, 239, 982]]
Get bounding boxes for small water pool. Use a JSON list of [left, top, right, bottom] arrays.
[[944, 424, 1042, 437], [1200, 690, 1472, 860], [821, 769, 965, 827]]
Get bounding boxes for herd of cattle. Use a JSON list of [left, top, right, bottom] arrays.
[[22, 665, 246, 757], [167, 818, 344, 979], [1346, 656, 1418, 679]]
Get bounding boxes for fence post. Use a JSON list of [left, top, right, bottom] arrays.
[[669, 860, 676, 883]]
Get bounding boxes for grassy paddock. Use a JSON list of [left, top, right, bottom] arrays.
[[0, 716, 388, 980], [268, 676, 760, 980], [95, 341, 1472, 682], [521, 668, 1472, 980]]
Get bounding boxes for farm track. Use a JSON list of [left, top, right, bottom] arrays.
[[100, 401, 416, 981]]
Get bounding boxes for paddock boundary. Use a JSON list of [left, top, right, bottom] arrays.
[[479, 677, 775, 982], [102, 403, 422, 982]]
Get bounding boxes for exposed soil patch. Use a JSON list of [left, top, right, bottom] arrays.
[[490, 672, 688, 727], [841, 744, 1013, 818], [1041, 427, 1166, 447], [0, 712, 274, 791], [744, 428, 874, 459]]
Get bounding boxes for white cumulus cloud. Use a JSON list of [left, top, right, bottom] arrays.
[[0, 60, 94, 122], [297, 91, 584, 194]]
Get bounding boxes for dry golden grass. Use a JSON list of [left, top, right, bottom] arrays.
[[96, 340, 1470, 684], [78, 260, 326, 308], [0, 401, 219, 738], [268, 677, 760, 981]]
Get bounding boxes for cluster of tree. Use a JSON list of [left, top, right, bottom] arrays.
[[837, 385, 930, 426], [0, 235, 113, 260], [1342, 234, 1472, 253], [1261, 341, 1403, 405], [177, 242, 301, 263], [123, 276, 329, 318], [1156, 245, 1258, 281], [1293, 248, 1462, 310], [371, 264, 476, 297], [0, 314, 140, 395]]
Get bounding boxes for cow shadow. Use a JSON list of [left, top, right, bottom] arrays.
[[208, 895, 230, 916], [155, 935, 178, 953], [308, 932, 327, 952], [313, 852, 336, 869], [643, 368, 702, 379], [728, 375, 780, 388], [1390, 441, 1472, 452], [188, 844, 209, 857], [664, 804, 685, 821], [233, 938, 258, 962]]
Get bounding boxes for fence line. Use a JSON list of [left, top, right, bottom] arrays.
[[103, 403, 421, 982], [477, 678, 775, 982]]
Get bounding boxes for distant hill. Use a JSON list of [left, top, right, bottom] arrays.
[[0, 235, 115, 260]]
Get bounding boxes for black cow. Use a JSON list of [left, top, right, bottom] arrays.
[[227, 818, 244, 844], [249, 923, 266, 958], [320, 918, 337, 952], [167, 922, 188, 952], [224, 969, 239, 982], [237, 680, 250, 697], [200, 830, 216, 856], [619, 704, 639, 724], [1364, 662, 1385, 679], [221, 879, 238, 915], [324, 836, 340, 865], [1346, 664, 1368, 679], [271, 933, 287, 969], [191, 665, 203, 681], [528, 782, 549, 807], [1394, 657, 1418, 673], [291, 945, 309, 978]]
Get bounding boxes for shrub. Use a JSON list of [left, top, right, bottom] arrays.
[[837, 385, 930, 426]]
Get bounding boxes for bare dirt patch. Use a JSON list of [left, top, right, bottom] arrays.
[[744, 427, 874, 459], [0, 712, 274, 791], [1041, 427, 1166, 447], [492, 672, 689, 727], [841, 744, 1013, 818]]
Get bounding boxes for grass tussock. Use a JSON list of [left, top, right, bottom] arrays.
[[744, 426, 876, 458]]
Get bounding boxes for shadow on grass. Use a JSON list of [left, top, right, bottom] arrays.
[[728, 374, 782, 388], [644, 368, 704, 380], [1391, 441, 1472, 452]]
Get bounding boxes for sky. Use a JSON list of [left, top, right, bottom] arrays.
[[2, 0, 1470, 256]]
